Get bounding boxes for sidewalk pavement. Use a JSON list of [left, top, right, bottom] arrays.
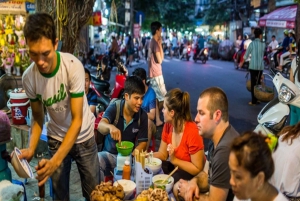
[[8, 126, 163, 201]]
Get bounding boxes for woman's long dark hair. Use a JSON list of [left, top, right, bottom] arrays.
[[278, 121, 300, 144]]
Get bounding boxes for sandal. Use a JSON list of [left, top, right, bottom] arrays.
[[248, 102, 256, 105]]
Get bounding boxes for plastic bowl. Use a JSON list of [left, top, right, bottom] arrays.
[[145, 158, 162, 175], [152, 174, 174, 193], [11, 147, 34, 178], [116, 141, 134, 156], [113, 179, 136, 200]]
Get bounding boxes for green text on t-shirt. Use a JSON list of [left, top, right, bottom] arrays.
[[37, 83, 67, 107]]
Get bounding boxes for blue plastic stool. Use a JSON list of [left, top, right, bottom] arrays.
[[12, 179, 27, 201]]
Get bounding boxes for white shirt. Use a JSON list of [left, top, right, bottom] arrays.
[[269, 133, 300, 197], [233, 191, 288, 201], [99, 42, 107, 54], [244, 39, 252, 50], [22, 52, 95, 143], [290, 57, 300, 88], [269, 40, 279, 53]]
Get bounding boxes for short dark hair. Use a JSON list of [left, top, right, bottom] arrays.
[[23, 12, 56, 45], [132, 68, 146, 81], [272, 35, 276, 38], [124, 76, 145, 96], [84, 68, 91, 81], [230, 131, 274, 181], [151, 21, 162, 36], [199, 87, 229, 122], [254, 28, 263, 38]]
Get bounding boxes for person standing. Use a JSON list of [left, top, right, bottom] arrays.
[[243, 28, 265, 105], [148, 21, 166, 126], [20, 13, 99, 200]]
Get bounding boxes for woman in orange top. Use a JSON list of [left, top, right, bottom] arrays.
[[154, 88, 205, 183]]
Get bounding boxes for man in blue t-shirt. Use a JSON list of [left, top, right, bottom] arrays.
[[97, 76, 148, 181], [85, 68, 97, 116], [132, 68, 157, 151]]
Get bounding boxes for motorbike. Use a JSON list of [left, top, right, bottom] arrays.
[[254, 73, 300, 136], [193, 45, 209, 64], [270, 52, 296, 78], [179, 45, 191, 61]]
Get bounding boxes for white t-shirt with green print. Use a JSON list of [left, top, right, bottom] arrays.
[[22, 52, 95, 143]]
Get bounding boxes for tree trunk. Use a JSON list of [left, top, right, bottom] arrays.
[[267, 0, 276, 12], [36, 0, 95, 53]]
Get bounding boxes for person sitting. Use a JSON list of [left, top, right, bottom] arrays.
[[229, 131, 288, 201], [84, 68, 97, 115], [276, 30, 296, 71], [132, 68, 157, 151], [153, 88, 205, 184], [270, 122, 300, 199], [174, 87, 239, 201], [97, 76, 148, 181]]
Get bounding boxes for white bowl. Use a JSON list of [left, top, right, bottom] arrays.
[[145, 158, 162, 175], [113, 179, 136, 200], [11, 147, 34, 178], [152, 174, 174, 193]]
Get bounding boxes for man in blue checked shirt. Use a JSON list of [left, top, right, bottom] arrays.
[[243, 28, 265, 105]]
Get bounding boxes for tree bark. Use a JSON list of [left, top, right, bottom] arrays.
[[36, 0, 95, 53]]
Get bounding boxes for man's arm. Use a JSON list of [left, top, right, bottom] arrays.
[[198, 185, 229, 201], [20, 100, 44, 162]]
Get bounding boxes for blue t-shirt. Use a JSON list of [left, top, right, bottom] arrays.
[[141, 87, 156, 113], [282, 36, 290, 53], [86, 88, 97, 106], [198, 37, 205, 50], [102, 99, 148, 154]]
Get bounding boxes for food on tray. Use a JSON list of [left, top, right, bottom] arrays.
[[135, 187, 168, 201], [90, 181, 124, 201]]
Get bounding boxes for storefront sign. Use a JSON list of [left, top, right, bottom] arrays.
[[265, 20, 286, 28], [0, 1, 26, 14], [134, 24, 140, 39], [25, 2, 35, 12]]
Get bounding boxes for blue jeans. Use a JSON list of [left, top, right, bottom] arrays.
[[98, 151, 117, 181], [48, 136, 100, 201]]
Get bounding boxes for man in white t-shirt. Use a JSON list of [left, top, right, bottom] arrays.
[[20, 13, 99, 201], [268, 35, 279, 53]]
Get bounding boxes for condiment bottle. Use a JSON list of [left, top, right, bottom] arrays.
[[122, 160, 131, 180]]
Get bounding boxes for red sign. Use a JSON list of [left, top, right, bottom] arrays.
[[134, 24, 140, 39], [93, 11, 102, 26]]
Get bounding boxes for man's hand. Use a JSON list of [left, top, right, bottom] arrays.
[[36, 158, 59, 186], [109, 125, 121, 142], [178, 179, 200, 201], [19, 148, 35, 163]]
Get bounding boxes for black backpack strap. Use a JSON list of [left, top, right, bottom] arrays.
[[113, 99, 121, 126], [294, 56, 299, 82]]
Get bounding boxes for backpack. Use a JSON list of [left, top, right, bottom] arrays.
[[107, 98, 141, 127]]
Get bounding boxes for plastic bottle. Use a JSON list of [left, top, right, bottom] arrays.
[[122, 160, 131, 180]]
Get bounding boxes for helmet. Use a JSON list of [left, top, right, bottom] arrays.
[[243, 34, 249, 39], [288, 29, 295, 34], [283, 29, 289, 35]]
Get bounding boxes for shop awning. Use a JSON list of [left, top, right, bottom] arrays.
[[258, 5, 297, 29]]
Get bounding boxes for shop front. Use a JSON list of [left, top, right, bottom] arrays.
[[0, 1, 33, 77], [259, 4, 297, 43]]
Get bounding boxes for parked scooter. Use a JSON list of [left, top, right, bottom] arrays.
[[193, 45, 209, 64], [179, 45, 191, 61], [254, 73, 300, 136]]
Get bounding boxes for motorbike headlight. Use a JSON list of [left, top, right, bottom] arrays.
[[262, 115, 288, 135], [278, 84, 296, 103]]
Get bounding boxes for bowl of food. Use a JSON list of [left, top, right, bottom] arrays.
[[11, 147, 34, 178], [152, 174, 174, 193], [116, 141, 134, 156], [145, 157, 162, 175], [113, 179, 136, 200]]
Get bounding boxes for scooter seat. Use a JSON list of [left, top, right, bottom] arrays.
[[97, 91, 110, 109], [91, 75, 110, 92]]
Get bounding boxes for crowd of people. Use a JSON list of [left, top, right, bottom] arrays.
[[18, 12, 300, 201]]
